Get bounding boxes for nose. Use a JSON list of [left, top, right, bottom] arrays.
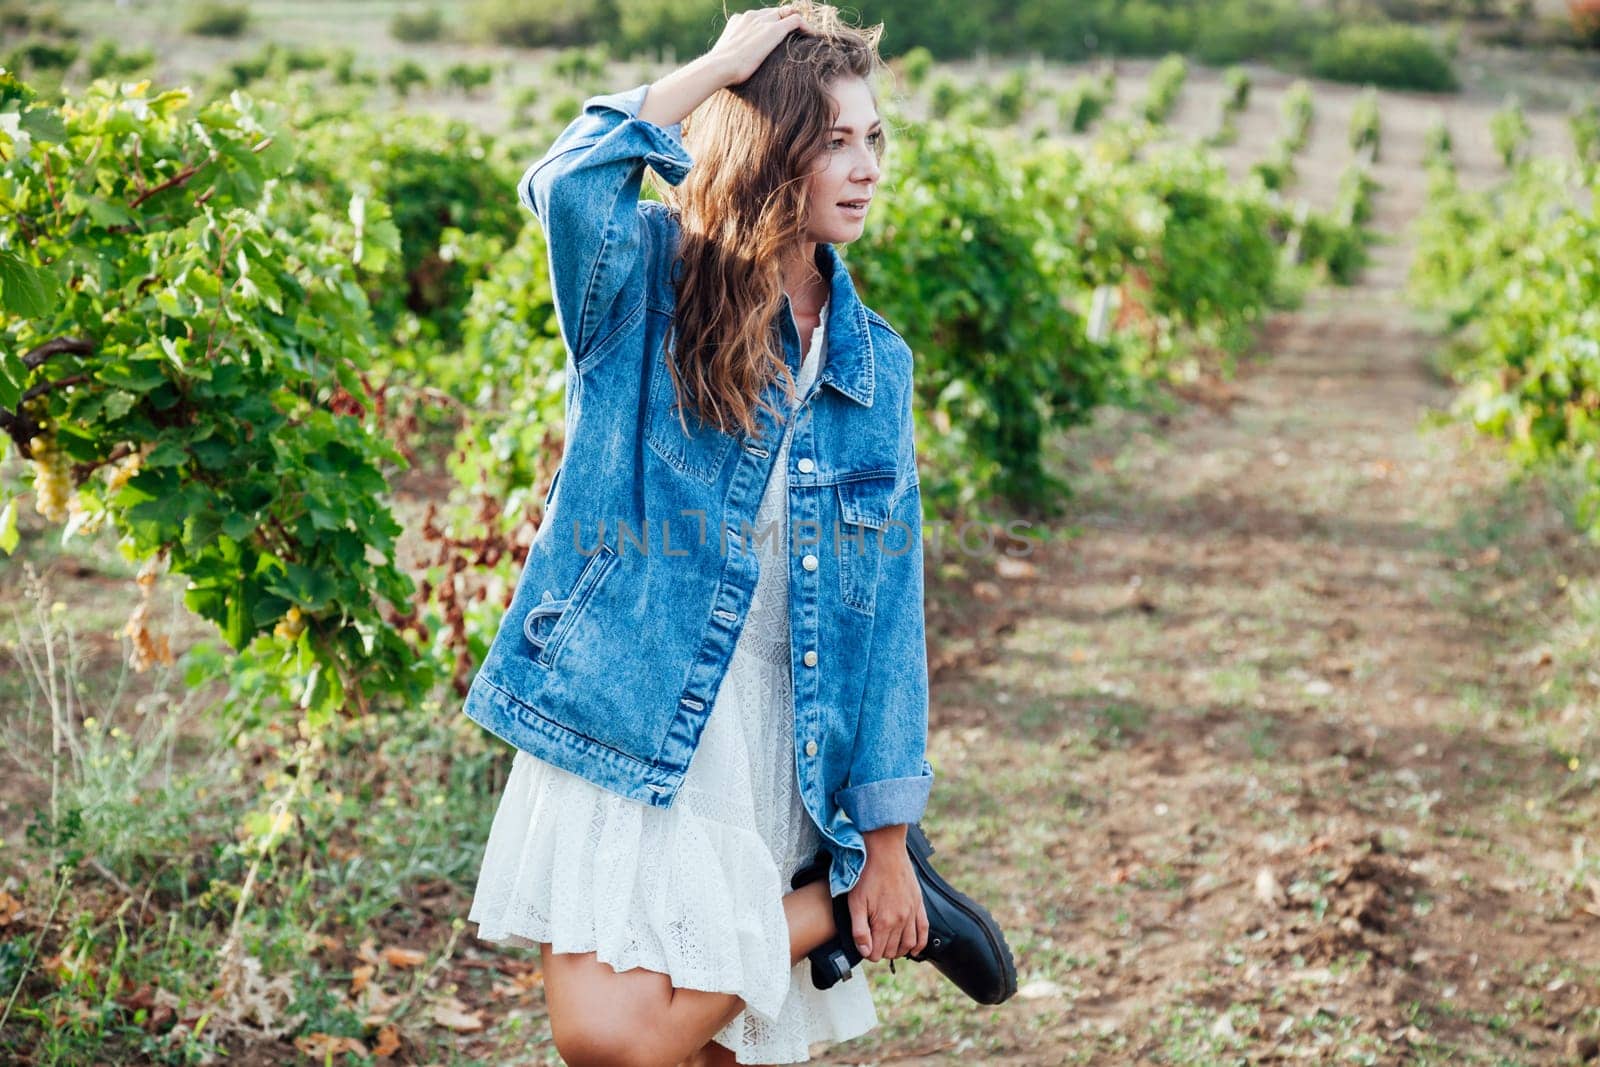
[[854, 149, 880, 184]]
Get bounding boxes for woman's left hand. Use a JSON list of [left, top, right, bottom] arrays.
[[846, 824, 929, 962]]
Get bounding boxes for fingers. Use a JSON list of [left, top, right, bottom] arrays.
[[743, 5, 801, 22], [881, 919, 908, 962], [890, 899, 929, 959], [848, 889, 872, 960], [766, 5, 808, 30], [867, 907, 917, 962]]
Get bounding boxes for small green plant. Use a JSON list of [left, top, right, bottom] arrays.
[[898, 45, 933, 88], [991, 68, 1030, 125], [1349, 86, 1381, 162], [329, 46, 360, 85], [1281, 80, 1313, 153], [1489, 94, 1532, 169], [548, 43, 609, 84], [4, 38, 79, 74], [929, 75, 963, 120], [1059, 74, 1110, 133], [390, 58, 431, 97], [507, 82, 541, 124], [390, 6, 445, 43], [1571, 98, 1599, 166], [546, 91, 583, 126], [1224, 66, 1251, 114], [1141, 53, 1188, 125], [1424, 112, 1454, 170], [444, 61, 493, 94], [86, 39, 156, 79], [1335, 161, 1378, 227], [1251, 140, 1297, 191], [1207, 111, 1239, 148], [182, 1, 250, 38]]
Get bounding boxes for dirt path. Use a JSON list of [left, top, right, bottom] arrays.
[[812, 105, 1600, 1064]]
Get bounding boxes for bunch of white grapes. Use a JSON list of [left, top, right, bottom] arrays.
[[105, 445, 145, 495], [28, 432, 71, 523], [274, 604, 307, 641]]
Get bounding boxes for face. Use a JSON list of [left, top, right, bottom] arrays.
[[802, 75, 884, 246]]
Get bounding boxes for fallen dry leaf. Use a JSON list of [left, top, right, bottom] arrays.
[[294, 1033, 368, 1057], [351, 964, 375, 995], [430, 996, 485, 1033], [382, 946, 427, 969], [491, 969, 545, 999], [359, 981, 402, 1028], [372, 1023, 402, 1058], [0, 890, 23, 926]]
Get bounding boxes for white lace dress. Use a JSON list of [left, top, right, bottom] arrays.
[[467, 299, 878, 1063]]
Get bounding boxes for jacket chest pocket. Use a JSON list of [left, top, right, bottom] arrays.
[[834, 473, 898, 616], [644, 350, 737, 485], [522, 541, 619, 669]]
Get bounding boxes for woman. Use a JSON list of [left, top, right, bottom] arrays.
[[464, 5, 1015, 1064]]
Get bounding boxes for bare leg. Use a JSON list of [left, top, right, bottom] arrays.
[[782, 878, 836, 967], [679, 1038, 740, 1067], [541, 879, 839, 1067]]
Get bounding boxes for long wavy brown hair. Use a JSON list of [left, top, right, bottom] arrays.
[[653, 1, 890, 441]]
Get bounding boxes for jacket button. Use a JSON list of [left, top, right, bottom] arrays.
[[801, 554, 818, 571], [803, 649, 818, 667], [797, 457, 815, 474], [805, 740, 818, 757]]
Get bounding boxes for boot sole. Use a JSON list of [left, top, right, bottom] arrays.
[[906, 822, 1018, 1004]]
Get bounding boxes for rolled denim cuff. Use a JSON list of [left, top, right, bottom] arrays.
[[834, 759, 934, 832], [581, 83, 695, 186]]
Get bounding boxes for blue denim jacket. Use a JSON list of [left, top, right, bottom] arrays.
[[461, 83, 933, 899]]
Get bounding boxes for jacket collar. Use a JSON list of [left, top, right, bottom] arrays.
[[778, 241, 874, 408]]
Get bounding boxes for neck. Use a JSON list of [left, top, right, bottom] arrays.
[[780, 240, 826, 313]]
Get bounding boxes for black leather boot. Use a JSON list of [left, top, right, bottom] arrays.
[[902, 821, 1017, 1005], [789, 848, 862, 990], [788, 823, 1018, 1005]]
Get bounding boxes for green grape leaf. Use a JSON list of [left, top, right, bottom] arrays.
[[18, 106, 66, 144], [0, 251, 59, 318]]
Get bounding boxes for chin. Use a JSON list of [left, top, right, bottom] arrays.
[[805, 217, 868, 246]]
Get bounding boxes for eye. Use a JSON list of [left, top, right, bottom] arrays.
[[831, 131, 884, 150]]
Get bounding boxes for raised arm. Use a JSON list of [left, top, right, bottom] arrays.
[[517, 78, 699, 369], [519, 5, 813, 370]]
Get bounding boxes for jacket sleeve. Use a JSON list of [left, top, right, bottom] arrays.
[[518, 83, 695, 369], [832, 383, 935, 832]]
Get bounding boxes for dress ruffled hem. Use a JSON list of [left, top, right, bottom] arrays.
[[467, 751, 877, 1063]]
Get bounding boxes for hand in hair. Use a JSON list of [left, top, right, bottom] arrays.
[[709, 4, 815, 87]]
